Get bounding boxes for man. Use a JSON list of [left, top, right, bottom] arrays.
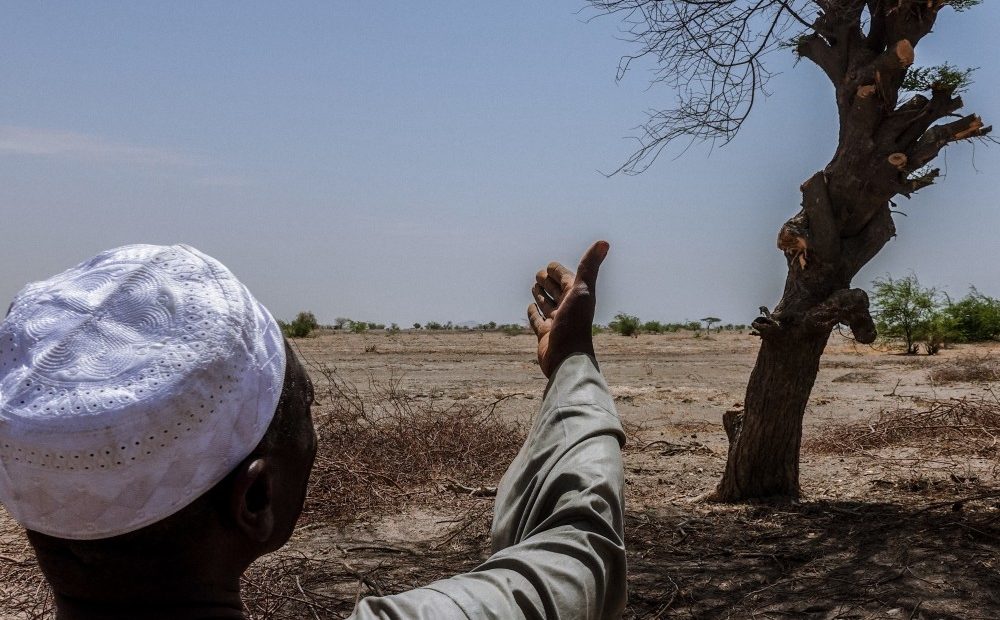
[[0, 241, 625, 619]]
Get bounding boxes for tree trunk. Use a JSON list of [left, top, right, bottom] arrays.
[[709, 0, 995, 502], [716, 328, 829, 499], [711, 174, 882, 502]]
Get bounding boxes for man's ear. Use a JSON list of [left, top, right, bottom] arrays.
[[230, 457, 275, 543]]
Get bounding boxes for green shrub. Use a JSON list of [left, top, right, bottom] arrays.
[[280, 311, 319, 339], [872, 274, 940, 354], [350, 321, 369, 334], [642, 320, 664, 334], [500, 323, 525, 336], [609, 313, 641, 337], [943, 288, 1000, 343]]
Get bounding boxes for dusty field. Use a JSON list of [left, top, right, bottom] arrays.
[[2, 330, 1000, 618]]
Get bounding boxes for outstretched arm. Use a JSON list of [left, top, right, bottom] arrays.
[[351, 241, 625, 620]]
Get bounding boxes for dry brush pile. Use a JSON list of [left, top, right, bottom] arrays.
[[929, 354, 1000, 384], [807, 394, 1000, 458], [300, 360, 526, 523], [807, 357, 1000, 489]]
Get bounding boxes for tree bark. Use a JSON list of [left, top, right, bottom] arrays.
[[712, 175, 881, 499], [717, 328, 828, 499], [711, 1, 990, 502]]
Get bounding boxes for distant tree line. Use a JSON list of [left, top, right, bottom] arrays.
[[603, 313, 748, 337], [283, 286, 1000, 353], [280, 315, 531, 338], [280, 310, 753, 340]]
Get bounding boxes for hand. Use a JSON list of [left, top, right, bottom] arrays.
[[527, 241, 609, 378]]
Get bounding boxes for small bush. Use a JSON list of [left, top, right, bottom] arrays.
[[350, 321, 369, 334], [642, 320, 664, 334], [280, 311, 319, 338], [943, 288, 1000, 343], [872, 274, 940, 354], [609, 313, 641, 337], [500, 323, 525, 336]]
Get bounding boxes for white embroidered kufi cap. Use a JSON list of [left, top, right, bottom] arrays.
[[0, 244, 285, 539]]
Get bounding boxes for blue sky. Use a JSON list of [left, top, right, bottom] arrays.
[[1, 2, 997, 326]]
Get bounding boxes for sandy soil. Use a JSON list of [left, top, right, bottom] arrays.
[[2, 330, 999, 618]]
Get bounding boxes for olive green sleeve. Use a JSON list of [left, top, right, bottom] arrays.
[[350, 353, 626, 619]]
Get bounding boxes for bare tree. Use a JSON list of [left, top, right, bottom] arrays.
[[589, 0, 991, 500]]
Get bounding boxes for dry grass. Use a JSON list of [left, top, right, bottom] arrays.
[[0, 553, 52, 620], [806, 393, 1000, 456], [300, 359, 526, 524], [240, 508, 498, 619], [0, 514, 51, 619], [929, 354, 1000, 384], [240, 352, 527, 615]]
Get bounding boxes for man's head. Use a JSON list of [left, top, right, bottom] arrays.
[[0, 244, 317, 610]]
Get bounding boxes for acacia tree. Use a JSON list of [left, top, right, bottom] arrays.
[[701, 317, 721, 333], [589, 0, 991, 500], [871, 274, 939, 354]]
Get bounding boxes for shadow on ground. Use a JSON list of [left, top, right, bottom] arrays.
[[5, 497, 1000, 619], [625, 499, 1000, 619]]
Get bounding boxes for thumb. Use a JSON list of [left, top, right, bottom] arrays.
[[576, 240, 610, 289]]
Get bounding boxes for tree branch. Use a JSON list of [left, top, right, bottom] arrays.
[[884, 0, 949, 50], [796, 33, 843, 83], [800, 172, 839, 263], [588, 0, 817, 172], [878, 90, 964, 151], [803, 288, 877, 343], [841, 204, 896, 277], [910, 113, 992, 169], [866, 0, 888, 51]]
